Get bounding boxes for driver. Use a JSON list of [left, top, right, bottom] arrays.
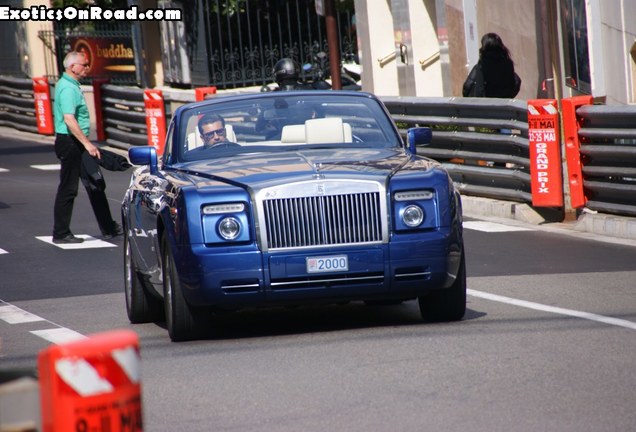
[[198, 113, 229, 147]]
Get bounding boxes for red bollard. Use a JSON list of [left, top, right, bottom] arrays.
[[527, 99, 563, 207], [195, 86, 217, 101], [144, 89, 167, 155], [32, 77, 54, 135], [38, 330, 143, 432], [561, 95, 594, 209]]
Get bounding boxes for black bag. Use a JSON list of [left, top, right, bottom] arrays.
[[462, 64, 485, 97]]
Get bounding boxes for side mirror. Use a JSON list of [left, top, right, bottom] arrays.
[[129, 147, 158, 174], [407, 127, 432, 154]]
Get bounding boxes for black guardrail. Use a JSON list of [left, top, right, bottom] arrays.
[[97, 84, 171, 150], [0, 76, 39, 134], [382, 96, 531, 203], [576, 104, 636, 216]]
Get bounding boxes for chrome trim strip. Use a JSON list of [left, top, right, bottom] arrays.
[[221, 283, 260, 290], [271, 274, 384, 287], [394, 272, 432, 279]]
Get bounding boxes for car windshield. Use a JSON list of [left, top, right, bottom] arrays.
[[176, 93, 402, 163]]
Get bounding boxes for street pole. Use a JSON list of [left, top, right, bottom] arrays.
[[324, 0, 342, 90]]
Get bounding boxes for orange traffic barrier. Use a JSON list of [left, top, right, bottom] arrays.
[[561, 95, 594, 209], [527, 99, 563, 207], [32, 77, 54, 135], [144, 89, 167, 155], [38, 330, 143, 432], [195, 86, 217, 101]]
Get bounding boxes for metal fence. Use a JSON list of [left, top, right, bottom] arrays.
[[0, 76, 39, 134], [180, 0, 357, 89], [3, 79, 635, 219], [574, 104, 636, 216], [96, 84, 171, 149], [382, 97, 531, 203]]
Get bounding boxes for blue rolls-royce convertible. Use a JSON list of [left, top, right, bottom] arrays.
[[122, 91, 465, 341]]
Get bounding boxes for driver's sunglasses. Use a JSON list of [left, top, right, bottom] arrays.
[[74, 62, 90, 68], [202, 128, 226, 140]]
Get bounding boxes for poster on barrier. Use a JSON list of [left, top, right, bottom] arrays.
[[32, 77, 54, 135], [144, 89, 166, 155], [528, 99, 563, 207]]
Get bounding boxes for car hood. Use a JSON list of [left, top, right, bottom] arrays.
[[173, 148, 439, 189]]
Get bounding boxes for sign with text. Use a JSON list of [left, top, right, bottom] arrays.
[[528, 99, 563, 207], [32, 77, 54, 135], [144, 89, 166, 155], [68, 36, 136, 83]]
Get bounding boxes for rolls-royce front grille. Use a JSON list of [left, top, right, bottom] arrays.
[[263, 192, 382, 249]]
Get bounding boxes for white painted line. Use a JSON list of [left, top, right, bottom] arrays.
[[0, 248, 8, 254], [0, 305, 45, 324], [0, 168, 8, 173], [31, 328, 87, 344], [31, 164, 60, 171], [36, 235, 117, 249], [463, 221, 533, 232], [468, 289, 636, 331]]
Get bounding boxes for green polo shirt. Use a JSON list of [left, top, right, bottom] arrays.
[[54, 72, 90, 136]]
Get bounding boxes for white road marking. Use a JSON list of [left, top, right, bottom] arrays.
[[463, 221, 533, 232], [0, 248, 8, 254], [0, 168, 8, 173], [30, 164, 60, 170], [0, 300, 87, 344], [468, 289, 636, 331], [31, 328, 87, 344], [36, 235, 117, 249], [0, 305, 45, 324]]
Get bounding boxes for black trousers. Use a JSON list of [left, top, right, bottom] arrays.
[[52, 134, 117, 238]]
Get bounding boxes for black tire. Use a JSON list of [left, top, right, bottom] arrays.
[[161, 235, 207, 341], [124, 231, 161, 323], [418, 251, 466, 322]]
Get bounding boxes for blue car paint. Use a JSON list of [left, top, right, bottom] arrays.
[[123, 91, 463, 311]]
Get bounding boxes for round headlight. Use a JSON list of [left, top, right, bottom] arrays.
[[218, 217, 241, 240], [402, 205, 424, 227]]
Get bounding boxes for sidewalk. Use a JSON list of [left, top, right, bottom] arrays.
[[462, 195, 636, 245], [3, 126, 635, 245]]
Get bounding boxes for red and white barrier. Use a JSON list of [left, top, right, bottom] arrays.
[[38, 330, 143, 432], [144, 89, 167, 155], [527, 99, 563, 207], [32, 77, 54, 135]]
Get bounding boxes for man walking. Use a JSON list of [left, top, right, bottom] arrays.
[[52, 51, 121, 243]]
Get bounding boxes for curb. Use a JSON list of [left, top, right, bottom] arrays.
[[462, 195, 636, 242]]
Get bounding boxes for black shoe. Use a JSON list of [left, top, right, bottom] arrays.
[[103, 223, 123, 240], [52, 234, 84, 244]]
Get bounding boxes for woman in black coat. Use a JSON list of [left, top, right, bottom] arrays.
[[463, 33, 521, 98]]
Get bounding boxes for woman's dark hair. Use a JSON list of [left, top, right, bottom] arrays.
[[479, 32, 512, 61]]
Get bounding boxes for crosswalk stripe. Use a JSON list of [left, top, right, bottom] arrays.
[[463, 221, 533, 232], [36, 235, 117, 249], [30, 164, 60, 170]]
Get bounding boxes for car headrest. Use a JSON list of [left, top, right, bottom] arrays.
[[305, 118, 352, 144]]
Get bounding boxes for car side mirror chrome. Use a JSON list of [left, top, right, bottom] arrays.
[[407, 127, 432, 154], [129, 147, 158, 174]]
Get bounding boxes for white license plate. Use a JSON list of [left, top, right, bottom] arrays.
[[306, 255, 349, 273]]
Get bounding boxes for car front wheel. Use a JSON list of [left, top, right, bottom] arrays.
[[161, 234, 208, 341], [418, 250, 466, 322]]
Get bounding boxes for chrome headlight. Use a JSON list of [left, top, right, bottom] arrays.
[[402, 205, 424, 227], [218, 217, 241, 240]]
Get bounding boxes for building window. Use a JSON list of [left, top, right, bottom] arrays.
[[561, 0, 591, 94]]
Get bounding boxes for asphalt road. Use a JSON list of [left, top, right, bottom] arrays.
[[1, 131, 635, 431]]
